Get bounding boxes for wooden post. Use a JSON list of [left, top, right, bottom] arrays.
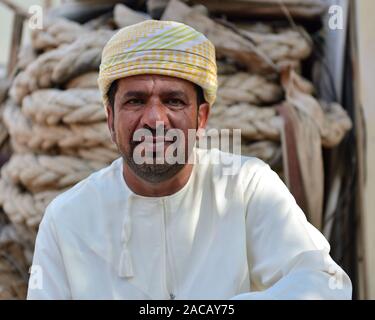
[[7, 13, 24, 77], [349, 0, 368, 300], [44, 0, 52, 9], [0, 0, 29, 17], [0, 0, 30, 77]]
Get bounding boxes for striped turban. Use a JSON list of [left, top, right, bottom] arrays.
[[98, 20, 218, 110]]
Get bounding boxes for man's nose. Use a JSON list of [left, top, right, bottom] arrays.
[[139, 98, 169, 130]]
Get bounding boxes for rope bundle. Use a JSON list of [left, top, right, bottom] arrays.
[[3, 102, 114, 155], [10, 30, 113, 104], [65, 72, 99, 89], [218, 73, 283, 105], [0, 175, 61, 228], [239, 24, 312, 68], [199, 134, 282, 168], [0, 220, 28, 299], [208, 98, 352, 148], [2, 153, 106, 193], [241, 141, 282, 169], [0, 151, 111, 229], [321, 102, 353, 147], [22, 89, 105, 125], [208, 103, 282, 141], [31, 18, 89, 51]]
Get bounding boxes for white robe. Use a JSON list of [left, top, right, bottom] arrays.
[[27, 148, 352, 299]]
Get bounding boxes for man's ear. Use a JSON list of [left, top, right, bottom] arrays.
[[197, 102, 210, 130], [106, 104, 116, 144]]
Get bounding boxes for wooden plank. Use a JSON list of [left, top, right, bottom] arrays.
[[44, 0, 53, 9], [0, 0, 29, 17], [349, 0, 368, 300], [7, 13, 24, 78]]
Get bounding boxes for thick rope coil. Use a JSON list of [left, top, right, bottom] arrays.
[[63, 146, 119, 164], [65, 72, 99, 89], [199, 132, 282, 167], [208, 103, 283, 141], [281, 67, 353, 148], [0, 217, 29, 299], [10, 30, 114, 104], [3, 101, 114, 153], [0, 175, 61, 228], [1, 153, 107, 194], [208, 97, 352, 147], [22, 89, 105, 125], [218, 72, 283, 105], [239, 25, 312, 64], [241, 141, 282, 168], [16, 45, 38, 73], [31, 18, 90, 51], [320, 102, 353, 147], [114, 3, 149, 29]]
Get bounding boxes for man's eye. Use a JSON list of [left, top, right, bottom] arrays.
[[126, 99, 144, 105], [166, 99, 185, 107]]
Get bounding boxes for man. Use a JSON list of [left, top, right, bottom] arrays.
[[27, 20, 352, 299]]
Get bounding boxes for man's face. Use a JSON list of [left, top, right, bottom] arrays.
[[106, 74, 209, 183]]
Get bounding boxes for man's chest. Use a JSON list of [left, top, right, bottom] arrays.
[[60, 196, 250, 299]]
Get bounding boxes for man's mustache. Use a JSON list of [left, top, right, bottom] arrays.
[[131, 125, 179, 145]]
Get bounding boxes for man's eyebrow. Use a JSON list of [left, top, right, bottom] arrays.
[[118, 90, 189, 104], [161, 90, 189, 99], [118, 91, 148, 103], [122, 91, 149, 97]]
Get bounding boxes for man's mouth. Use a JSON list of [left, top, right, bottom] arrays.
[[133, 136, 175, 153], [135, 135, 177, 144], [144, 141, 169, 152]]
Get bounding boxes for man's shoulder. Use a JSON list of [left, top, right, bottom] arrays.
[[196, 147, 269, 178], [44, 157, 123, 222], [195, 148, 273, 206]]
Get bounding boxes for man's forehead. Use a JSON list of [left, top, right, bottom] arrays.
[[117, 74, 195, 90]]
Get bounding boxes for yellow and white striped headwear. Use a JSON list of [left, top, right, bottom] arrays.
[[98, 20, 217, 110]]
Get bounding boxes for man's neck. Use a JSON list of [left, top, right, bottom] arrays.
[[123, 162, 194, 197]]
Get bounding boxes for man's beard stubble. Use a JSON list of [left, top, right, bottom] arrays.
[[114, 113, 199, 184], [124, 139, 187, 184]]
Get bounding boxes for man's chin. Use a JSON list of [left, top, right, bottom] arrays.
[[125, 157, 185, 184]]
